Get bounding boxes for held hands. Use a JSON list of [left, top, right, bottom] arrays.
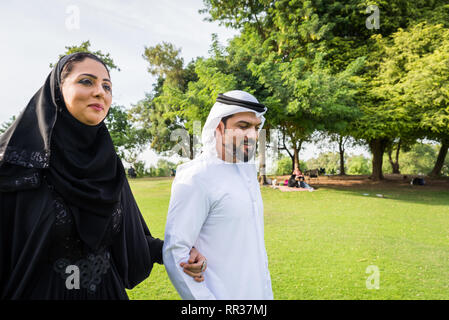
[[180, 247, 207, 283]]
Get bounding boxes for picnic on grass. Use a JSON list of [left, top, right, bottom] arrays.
[[271, 168, 316, 192]]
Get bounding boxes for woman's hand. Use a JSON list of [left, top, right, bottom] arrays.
[[180, 247, 207, 283]]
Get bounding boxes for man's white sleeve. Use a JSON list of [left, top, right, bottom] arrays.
[[163, 178, 216, 300]]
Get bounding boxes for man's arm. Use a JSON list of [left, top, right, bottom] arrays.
[[163, 179, 216, 300]]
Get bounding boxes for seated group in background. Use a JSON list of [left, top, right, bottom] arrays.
[[288, 168, 314, 190]]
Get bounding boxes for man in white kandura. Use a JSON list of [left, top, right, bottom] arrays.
[[163, 90, 273, 300]]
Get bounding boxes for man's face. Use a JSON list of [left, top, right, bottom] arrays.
[[216, 112, 262, 163]]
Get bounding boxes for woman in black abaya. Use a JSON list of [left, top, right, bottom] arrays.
[[0, 52, 206, 299]]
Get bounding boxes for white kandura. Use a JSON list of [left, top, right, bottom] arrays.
[[163, 90, 273, 300]]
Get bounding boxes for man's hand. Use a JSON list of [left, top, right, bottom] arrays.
[[180, 247, 207, 282]]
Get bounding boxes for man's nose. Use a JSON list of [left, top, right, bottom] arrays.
[[247, 127, 258, 140]]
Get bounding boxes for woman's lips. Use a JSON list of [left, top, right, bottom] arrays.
[[88, 104, 104, 111]]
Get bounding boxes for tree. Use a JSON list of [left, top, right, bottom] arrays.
[[249, 49, 365, 171], [383, 137, 417, 174], [373, 23, 449, 177], [133, 45, 238, 160], [346, 155, 371, 175], [143, 42, 185, 87], [353, 21, 449, 180], [275, 156, 307, 175], [148, 159, 177, 177], [104, 104, 149, 167], [200, 0, 449, 180], [129, 80, 186, 158], [136, 43, 207, 160], [306, 152, 340, 175], [384, 141, 449, 176], [320, 132, 362, 176], [50, 40, 119, 71], [198, 1, 365, 175]]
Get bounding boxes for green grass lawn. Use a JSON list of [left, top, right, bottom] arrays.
[[126, 177, 449, 300]]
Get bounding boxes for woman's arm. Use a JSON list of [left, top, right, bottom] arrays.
[[110, 179, 206, 289], [110, 179, 162, 289]]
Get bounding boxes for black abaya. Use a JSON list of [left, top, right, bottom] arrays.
[[0, 175, 163, 299], [0, 52, 163, 299]]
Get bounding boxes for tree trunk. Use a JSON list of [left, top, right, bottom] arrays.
[[280, 128, 294, 172], [429, 139, 449, 177], [338, 136, 346, 175], [293, 147, 300, 171], [369, 138, 388, 181], [290, 139, 303, 171], [387, 139, 401, 174], [388, 153, 400, 174]]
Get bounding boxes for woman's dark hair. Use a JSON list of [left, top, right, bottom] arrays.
[[60, 52, 110, 85]]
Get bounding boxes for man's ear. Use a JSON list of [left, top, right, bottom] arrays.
[[215, 122, 226, 145], [216, 121, 225, 135]]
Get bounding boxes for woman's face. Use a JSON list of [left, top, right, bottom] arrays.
[[61, 58, 112, 126]]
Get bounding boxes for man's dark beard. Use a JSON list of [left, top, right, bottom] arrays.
[[242, 141, 256, 163], [221, 124, 257, 163], [223, 138, 256, 163]]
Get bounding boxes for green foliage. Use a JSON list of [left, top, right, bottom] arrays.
[[275, 156, 307, 175], [383, 142, 449, 176], [133, 39, 241, 159], [306, 152, 341, 174], [371, 23, 449, 141], [50, 40, 119, 71], [135, 1, 449, 178], [179, 57, 238, 128], [346, 155, 372, 175], [199, 0, 270, 31], [143, 42, 185, 87], [148, 159, 177, 177], [104, 105, 150, 165], [133, 161, 148, 178], [130, 88, 183, 156]]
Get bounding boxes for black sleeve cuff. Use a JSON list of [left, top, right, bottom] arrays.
[[148, 237, 164, 265]]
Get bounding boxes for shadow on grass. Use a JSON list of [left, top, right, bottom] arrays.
[[314, 185, 449, 207]]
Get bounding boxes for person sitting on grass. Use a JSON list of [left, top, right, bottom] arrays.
[[288, 168, 314, 190]]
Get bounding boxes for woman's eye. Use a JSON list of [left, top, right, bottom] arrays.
[[79, 78, 92, 85], [103, 84, 112, 92]]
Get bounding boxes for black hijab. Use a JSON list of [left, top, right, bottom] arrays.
[[0, 52, 126, 251]]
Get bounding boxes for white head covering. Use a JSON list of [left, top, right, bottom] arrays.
[[200, 90, 267, 159]]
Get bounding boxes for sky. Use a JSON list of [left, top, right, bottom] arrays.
[[0, 0, 371, 167]]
